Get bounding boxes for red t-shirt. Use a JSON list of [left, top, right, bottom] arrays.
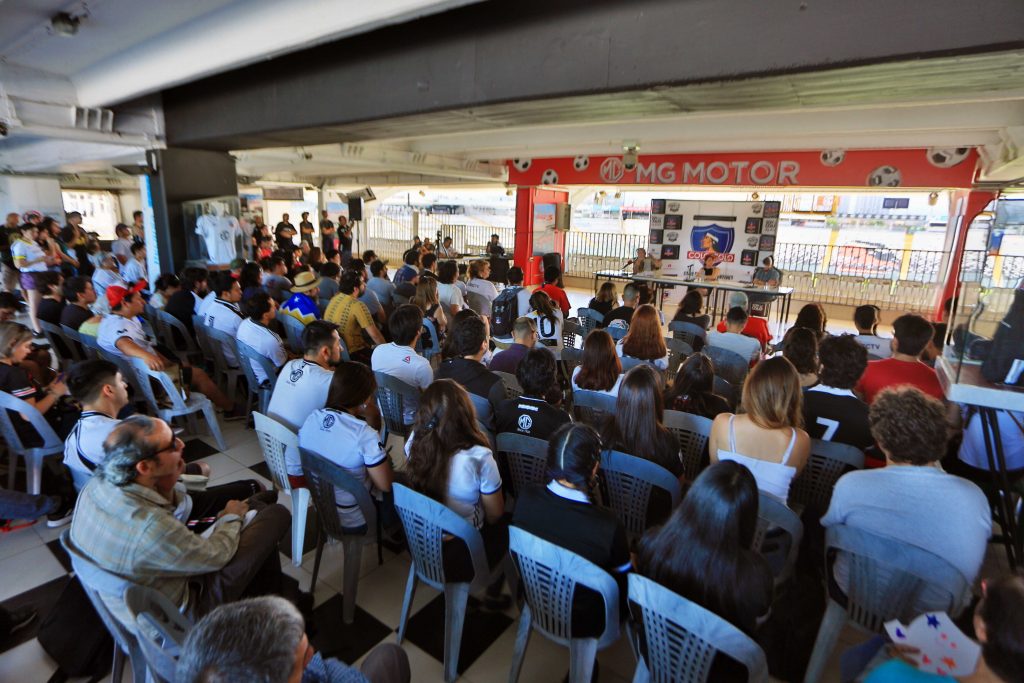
[[715, 316, 773, 350], [854, 358, 945, 404], [534, 283, 571, 317]]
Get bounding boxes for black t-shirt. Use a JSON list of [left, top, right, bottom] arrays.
[[588, 298, 613, 317], [512, 485, 630, 637], [165, 289, 199, 336], [37, 298, 65, 327], [60, 303, 93, 332], [339, 230, 353, 253], [495, 396, 571, 441], [0, 363, 46, 443], [802, 386, 874, 451], [601, 305, 634, 329], [275, 222, 295, 251], [434, 357, 505, 420]]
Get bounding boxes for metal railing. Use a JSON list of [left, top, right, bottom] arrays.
[[364, 215, 514, 263]]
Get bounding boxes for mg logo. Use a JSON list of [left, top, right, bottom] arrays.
[[517, 414, 533, 431], [600, 157, 625, 183]]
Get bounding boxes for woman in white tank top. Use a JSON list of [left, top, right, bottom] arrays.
[[709, 357, 811, 502]]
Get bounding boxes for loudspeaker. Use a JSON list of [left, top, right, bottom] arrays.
[[348, 197, 363, 221], [542, 252, 564, 287]]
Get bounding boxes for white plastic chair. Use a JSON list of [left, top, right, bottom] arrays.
[[0, 390, 64, 493], [125, 358, 227, 452], [253, 412, 309, 567], [236, 340, 279, 415], [788, 439, 865, 513], [123, 584, 192, 683], [508, 527, 621, 683], [628, 573, 769, 683]]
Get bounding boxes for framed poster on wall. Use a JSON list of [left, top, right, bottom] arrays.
[[533, 203, 556, 256]]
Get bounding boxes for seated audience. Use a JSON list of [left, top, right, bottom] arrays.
[[176, 596, 410, 683], [434, 314, 505, 420], [602, 365, 683, 486], [121, 242, 147, 283], [636, 461, 773, 682], [70, 416, 290, 619], [707, 306, 762, 365], [237, 291, 289, 385], [636, 283, 665, 325], [572, 329, 624, 397], [533, 265, 571, 318], [852, 304, 891, 359], [262, 256, 293, 302], [63, 360, 129, 484], [710, 357, 810, 502], [505, 265, 532, 320], [418, 252, 437, 281], [348, 259, 386, 325], [803, 334, 874, 454], [821, 387, 990, 595], [525, 290, 564, 354], [488, 316, 536, 374], [393, 249, 420, 286], [512, 423, 630, 636], [164, 266, 210, 335], [323, 270, 384, 365], [855, 313, 944, 403], [495, 348, 571, 440], [280, 271, 321, 325], [664, 352, 731, 419], [90, 253, 126, 312], [435, 260, 465, 321], [317, 261, 341, 301], [672, 289, 711, 340], [367, 260, 396, 310], [441, 309, 481, 361], [110, 223, 133, 266], [405, 379, 508, 606], [238, 262, 264, 303], [792, 302, 828, 340], [372, 305, 433, 425], [588, 281, 618, 318], [99, 283, 234, 412], [149, 273, 180, 309], [410, 277, 446, 339], [202, 271, 245, 367], [465, 259, 499, 316], [299, 362, 394, 530], [713, 291, 773, 351], [60, 276, 101, 332], [34, 271, 65, 327], [782, 326, 819, 387], [617, 303, 668, 370]]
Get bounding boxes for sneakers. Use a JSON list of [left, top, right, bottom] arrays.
[[45, 498, 74, 528]]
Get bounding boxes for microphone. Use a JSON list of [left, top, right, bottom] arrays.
[[622, 259, 635, 270]]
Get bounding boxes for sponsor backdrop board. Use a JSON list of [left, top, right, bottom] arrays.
[[649, 199, 780, 281]]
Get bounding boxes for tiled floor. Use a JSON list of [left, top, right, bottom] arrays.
[[0, 287, 984, 682]]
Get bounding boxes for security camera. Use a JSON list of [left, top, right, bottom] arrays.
[[623, 145, 639, 172]]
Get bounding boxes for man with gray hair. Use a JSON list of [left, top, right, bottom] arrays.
[[176, 596, 410, 683], [713, 290, 774, 351], [601, 282, 639, 329], [70, 415, 291, 619]]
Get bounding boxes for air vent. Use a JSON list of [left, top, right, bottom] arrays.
[[73, 106, 113, 133]]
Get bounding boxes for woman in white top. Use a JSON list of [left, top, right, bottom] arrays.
[[435, 260, 466, 325], [465, 259, 499, 317], [709, 357, 810, 502], [11, 224, 53, 334], [571, 329, 624, 397], [525, 290, 563, 356], [405, 379, 509, 605], [616, 304, 669, 370]]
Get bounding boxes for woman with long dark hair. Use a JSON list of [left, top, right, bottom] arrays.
[[793, 303, 828, 340], [618, 304, 668, 369], [664, 353, 731, 419], [572, 329, 624, 396], [672, 289, 711, 335], [238, 262, 264, 303], [636, 461, 772, 681], [512, 423, 630, 636], [526, 290, 563, 353], [710, 356, 810, 502], [602, 365, 682, 478], [782, 326, 819, 387], [405, 380, 508, 606]]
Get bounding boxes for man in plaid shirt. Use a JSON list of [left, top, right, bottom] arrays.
[[70, 415, 290, 620]]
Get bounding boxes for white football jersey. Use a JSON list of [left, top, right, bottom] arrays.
[[196, 214, 242, 264]]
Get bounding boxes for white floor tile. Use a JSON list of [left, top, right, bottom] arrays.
[[354, 635, 446, 682], [194, 452, 246, 480], [0, 544, 68, 601], [0, 639, 58, 681], [351, 555, 437, 628], [0, 523, 44, 561], [222, 441, 267, 467]]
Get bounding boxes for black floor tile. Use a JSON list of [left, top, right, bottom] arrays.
[[45, 539, 72, 573], [401, 593, 514, 674], [310, 595, 393, 664], [250, 461, 271, 481], [0, 574, 72, 653], [183, 437, 219, 462]]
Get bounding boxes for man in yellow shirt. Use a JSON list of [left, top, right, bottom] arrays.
[[324, 270, 384, 364]]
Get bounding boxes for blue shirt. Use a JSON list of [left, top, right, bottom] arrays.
[[393, 264, 418, 285], [865, 660, 948, 682], [366, 276, 395, 307], [302, 652, 368, 683]]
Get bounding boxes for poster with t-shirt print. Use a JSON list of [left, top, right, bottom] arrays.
[[183, 196, 244, 266]]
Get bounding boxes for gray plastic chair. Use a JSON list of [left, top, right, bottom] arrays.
[[465, 291, 490, 317], [236, 340, 279, 415], [0, 390, 64, 493], [61, 530, 148, 683], [704, 345, 750, 387], [203, 326, 245, 404], [560, 346, 583, 379], [419, 317, 441, 362], [76, 329, 104, 357], [276, 311, 306, 354], [190, 314, 214, 358], [668, 320, 708, 349], [571, 390, 616, 430], [620, 354, 658, 375], [600, 449, 682, 541], [628, 573, 769, 683], [664, 336, 693, 383], [92, 347, 150, 411], [123, 584, 192, 683], [713, 375, 737, 408], [61, 324, 98, 360], [125, 357, 227, 451], [496, 432, 548, 497], [788, 439, 865, 513], [606, 325, 628, 342], [561, 319, 583, 349], [300, 446, 380, 624], [374, 371, 420, 443], [508, 527, 621, 683], [576, 307, 604, 335], [468, 391, 495, 431], [155, 309, 202, 364], [803, 525, 973, 683], [493, 371, 523, 400], [393, 483, 504, 683], [37, 319, 80, 368], [752, 492, 803, 587], [253, 413, 309, 567], [663, 410, 713, 483]]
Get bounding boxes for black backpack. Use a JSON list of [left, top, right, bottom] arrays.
[[491, 287, 522, 337], [981, 288, 1024, 385], [37, 576, 113, 681]]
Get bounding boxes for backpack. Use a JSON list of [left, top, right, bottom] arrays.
[[981, 288, 1024, 385], [491, 286, 522, 337], [37, 576, 113, 681]]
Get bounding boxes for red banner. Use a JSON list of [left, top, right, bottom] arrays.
[[507, 148, 978, 189]]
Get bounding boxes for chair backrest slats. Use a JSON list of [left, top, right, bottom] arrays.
[[571, 390, 616, 430], [496, 432, 548, 496], [253, 412, 298, 492], [599, 449, 681, 540], [788, 439, 865, 512], [663, 410, 713, 482], [299, 446, 377, 540], [374, 371, 420, 439]]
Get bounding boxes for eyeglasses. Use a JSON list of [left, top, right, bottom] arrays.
[[158, 435, 184, 454]]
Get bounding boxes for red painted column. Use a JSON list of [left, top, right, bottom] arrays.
[[936, 189, 998, 321], [513, 186, 568, 287]]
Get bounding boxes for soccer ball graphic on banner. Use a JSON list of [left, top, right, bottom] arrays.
[[927, 147, 971, 168], [573, 155, 590, 171], [512, 158, 532, 171], [820, 149, 846, 166], [867, 166, 902, 187], [541, 169, 559, 185]]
